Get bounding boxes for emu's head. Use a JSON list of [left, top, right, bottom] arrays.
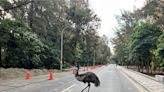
[[75, 61, 80, 70]]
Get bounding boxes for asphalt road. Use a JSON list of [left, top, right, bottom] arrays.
[[2, 64, 140, 92]]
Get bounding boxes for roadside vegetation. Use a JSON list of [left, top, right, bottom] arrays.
[[0, 68, 48, 79], [112, 0, 164, 75], [0, 0, 111, 69]]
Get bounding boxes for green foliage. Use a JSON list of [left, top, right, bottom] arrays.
[[0, 19, 59, 69], [74, 43, 83, 60], [112, 0, 164, 72], [154, 32, 164, 70], [128, 22, 161, 69], [0, 0, 111, 69]]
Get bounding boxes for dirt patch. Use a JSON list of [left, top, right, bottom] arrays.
[[0, 68, 66, 80]]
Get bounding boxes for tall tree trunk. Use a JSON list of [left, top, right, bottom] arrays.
[[28, 2, 34, 29], [0, 46, 1, 67], [137, 65, 140, 72]]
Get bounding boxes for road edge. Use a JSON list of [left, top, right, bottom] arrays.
[[118, 67, 151, 92]]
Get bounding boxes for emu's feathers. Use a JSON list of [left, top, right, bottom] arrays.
[[76, 72, 100, 87]]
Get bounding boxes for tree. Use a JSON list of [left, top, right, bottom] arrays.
[[0, 0, 110, 69], [111, 0, 164, 74], [0, 19, 59, 69], [141, 0, 164, 29], [128, 22, 161, 72], [153, 32, 164, 71]]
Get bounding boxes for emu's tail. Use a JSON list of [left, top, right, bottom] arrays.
[[94, 75, 100, 87]]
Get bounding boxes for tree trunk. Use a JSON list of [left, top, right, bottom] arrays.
[[146, 66, 149, 74], [28, 2, 34, 29], [0, 46, 1, 67], [137, 65, 140, 72]]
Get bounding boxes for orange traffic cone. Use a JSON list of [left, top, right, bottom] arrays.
[[49, 70, 53, 80], [72, 69, 75, 74], [26, 71, 30, 80]]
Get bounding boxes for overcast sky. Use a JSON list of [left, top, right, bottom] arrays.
[[89, 0, 145, 53]]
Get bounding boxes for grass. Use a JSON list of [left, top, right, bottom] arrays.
[[0, 68, 62, 80]]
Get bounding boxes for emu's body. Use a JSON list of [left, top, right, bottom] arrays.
[[75, 66, 100, 92]]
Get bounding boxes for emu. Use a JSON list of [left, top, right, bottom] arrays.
[[74, 63, 100, 92]]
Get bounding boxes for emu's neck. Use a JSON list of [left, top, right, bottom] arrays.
[[75, 68, 79, 76]]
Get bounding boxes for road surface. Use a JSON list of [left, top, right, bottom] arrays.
[[1, 64, 140, 92]]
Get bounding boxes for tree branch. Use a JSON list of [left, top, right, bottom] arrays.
[[0, 0, 34, 12]]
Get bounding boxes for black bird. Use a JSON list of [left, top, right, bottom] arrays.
[[74, 62, 100, 92]]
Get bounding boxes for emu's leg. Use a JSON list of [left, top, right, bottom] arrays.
[[87, 83, 91, 92], [81, 85, 89, 92]]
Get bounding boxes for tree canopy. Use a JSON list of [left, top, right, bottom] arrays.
[[0, 0, 111, 69], [112, 0, 164, 73]]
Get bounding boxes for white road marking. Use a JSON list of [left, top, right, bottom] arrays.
[[61, 84, 76, 92], [49, 88, 58, 92], [128, 87, 132, 90]]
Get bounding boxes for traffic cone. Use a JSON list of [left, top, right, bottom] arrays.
[[26, 71, 30, 80], [73, 69, 75, 74], [71, 69, 73, 74], [49, 70, 53, 80]]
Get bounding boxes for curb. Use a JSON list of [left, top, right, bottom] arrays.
[[119, 67, 153, 92], [127, 68, 164, 84]]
